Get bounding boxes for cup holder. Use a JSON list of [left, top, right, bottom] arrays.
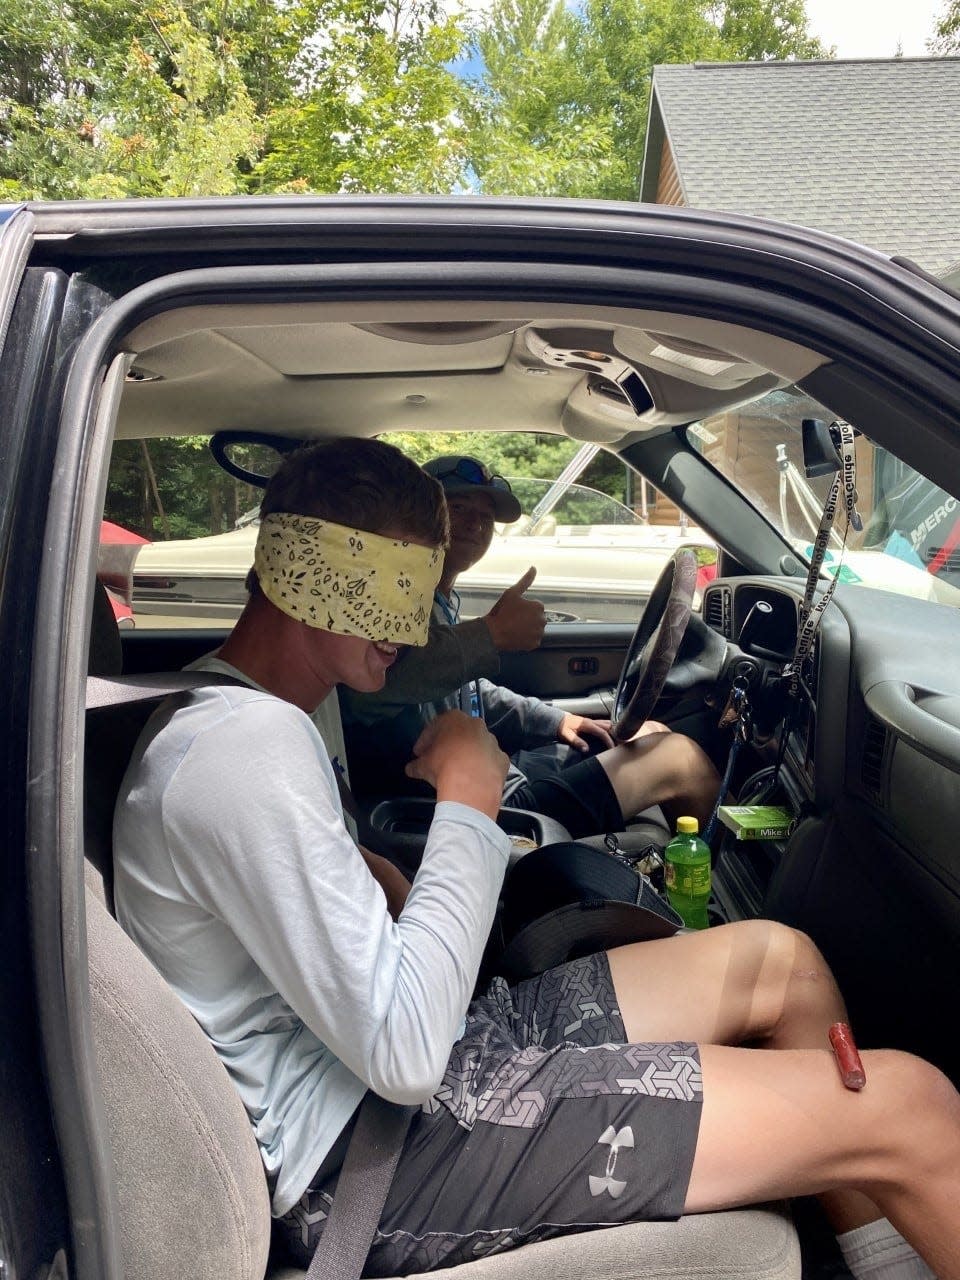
[[367, 797, 570, 872]]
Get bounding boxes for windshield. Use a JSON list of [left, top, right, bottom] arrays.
[[504, 477, 643, 531], [687, 386, 960, 606]]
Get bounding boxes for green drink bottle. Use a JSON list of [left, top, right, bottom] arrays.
[[664, 816, 712, 930]]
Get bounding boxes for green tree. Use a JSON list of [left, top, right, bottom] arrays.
[[1, 0, 471, 200], [1, 2, 262, 199], [106, 436, 263, 539], [466, 0, 617, 198], [382, 430, 580, 476], [928, 0, 960, 52], [89, 11, 262, 199], [469, 0, 832, 201], [381, 431, 631, 510], [712, 0, 829, 61], [253, 0, 470, 194]]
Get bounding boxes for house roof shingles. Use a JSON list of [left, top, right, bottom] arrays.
[[641, 58, 960, 274]]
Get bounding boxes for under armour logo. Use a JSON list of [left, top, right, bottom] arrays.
[[588, 1124, 635, 1199]]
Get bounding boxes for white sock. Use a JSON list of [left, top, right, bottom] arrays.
[[837, 1218, 936, 1279]]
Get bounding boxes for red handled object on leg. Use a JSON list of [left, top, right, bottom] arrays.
[[829, 1021, 866, 1091]]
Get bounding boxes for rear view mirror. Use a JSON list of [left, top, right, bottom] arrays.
[[210, 431, 303, 486]]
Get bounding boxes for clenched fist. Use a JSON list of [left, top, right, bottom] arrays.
[[405, 711, 509, 819]]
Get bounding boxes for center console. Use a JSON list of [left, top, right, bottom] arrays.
[[366, 797, 571, 874]]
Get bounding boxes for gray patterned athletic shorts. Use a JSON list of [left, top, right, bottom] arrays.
[[277, 952, 703, 1276]]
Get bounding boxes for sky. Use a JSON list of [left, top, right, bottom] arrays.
[[802, 0, 947, 58]]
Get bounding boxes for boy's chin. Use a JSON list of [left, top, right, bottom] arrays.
[[349, 666, 389, 694]]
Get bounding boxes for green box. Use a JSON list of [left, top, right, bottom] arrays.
[[717, 805, 796, 841]]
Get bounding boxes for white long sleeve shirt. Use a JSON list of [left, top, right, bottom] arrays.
[[113, 684, 510, 1214]]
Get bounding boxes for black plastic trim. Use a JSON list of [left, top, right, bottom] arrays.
[[28, 275, 123, 1280]]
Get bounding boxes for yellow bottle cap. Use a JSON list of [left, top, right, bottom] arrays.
[[676, 816, 699, 834]]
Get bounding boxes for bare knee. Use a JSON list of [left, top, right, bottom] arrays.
[[647, 733, 719, 822], [723, 918, 818, 977], [670, 732, 718, 786], [871, 1051, 960, 1148], [718, 919, 841, 1040], [857, 1050, 960, 1186]]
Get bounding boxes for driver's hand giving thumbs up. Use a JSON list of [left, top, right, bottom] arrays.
[[483, 566, 546, 652]]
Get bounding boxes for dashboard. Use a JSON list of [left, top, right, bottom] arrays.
[[701, 572, 960, 895], [700, 575, 960, 1079], [701, 577, 835, 809]]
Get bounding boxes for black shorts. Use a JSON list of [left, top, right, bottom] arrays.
[[278, 953, 703, 1275], [505, 744, 624, 838]]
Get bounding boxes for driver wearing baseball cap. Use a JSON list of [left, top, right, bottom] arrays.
[[422, 455, 522, 523], [343, 452, 720, 840]]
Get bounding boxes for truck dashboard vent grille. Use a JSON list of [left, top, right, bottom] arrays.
[[861, 716, 888, 799], [703, 585, 731, 637]]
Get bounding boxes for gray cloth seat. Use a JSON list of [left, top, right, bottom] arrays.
[[83, 578, 801, 1280], [269, 1210, 801, 1279], [86, 886, 801, 1280], [86, 886, 273, 1279]]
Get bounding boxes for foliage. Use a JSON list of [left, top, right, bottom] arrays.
[[1, 2, 262, 199], [464, 0, 618, 198], [467, 0, 832, 201], [383, 429, 580, 476], [0, 0, 471, 200], [106, 437, 262, 539], [382, 431, 635, 511], [928, 0, 960, 52], [712, 0, 829, 61], [2, 0, 833, 203], [253, 1, 469, 194]]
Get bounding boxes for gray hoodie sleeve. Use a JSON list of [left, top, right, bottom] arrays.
[[343, 616, 501, 725], [479, 678, 566, 755]]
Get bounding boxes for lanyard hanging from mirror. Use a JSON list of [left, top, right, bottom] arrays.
[[784, 421, 862, 700]]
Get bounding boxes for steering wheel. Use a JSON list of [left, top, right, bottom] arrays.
[[611, 549, 699, 743]]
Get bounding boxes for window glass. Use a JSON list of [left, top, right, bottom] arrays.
[[433, 468, 709, 625], [102, 437, 261, 629], [101, 431, 712, 629], [687, 388, 960, 607]]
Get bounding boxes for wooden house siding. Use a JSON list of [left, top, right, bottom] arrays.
[[655, 141, 685, 206]]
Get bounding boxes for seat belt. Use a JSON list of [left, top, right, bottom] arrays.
[[86, 669, 416, 1279], [305, 1093, 416, 1280]]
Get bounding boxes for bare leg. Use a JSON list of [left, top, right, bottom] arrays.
[[627, 720, 671, 738], [595, 730, 720, 828], [686, 1044, 960, 1278], [607, 919, 846, 1050], [607, 922, 906, 1234]]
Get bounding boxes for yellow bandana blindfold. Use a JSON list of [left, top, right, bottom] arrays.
[[254, 512, 443, 644]]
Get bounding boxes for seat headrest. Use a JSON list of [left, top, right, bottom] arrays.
[[89, 578, 123, 678]]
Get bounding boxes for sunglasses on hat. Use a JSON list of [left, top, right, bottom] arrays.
[[427, 456, 513, 494]]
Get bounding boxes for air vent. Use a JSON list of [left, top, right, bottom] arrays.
[[804, 636, 820, 699], [703, 586, 731, 637], [861, 716, 888, 799], [588, 377, 630, 405]]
